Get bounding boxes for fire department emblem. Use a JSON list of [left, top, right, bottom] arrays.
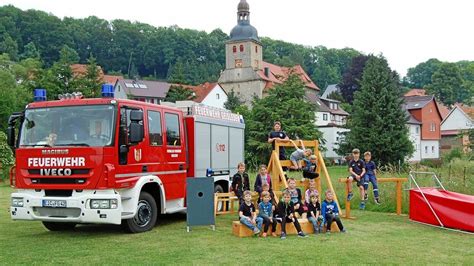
[[134, 149, 142, 162]]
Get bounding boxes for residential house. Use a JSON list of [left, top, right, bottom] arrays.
[[309, 95, 349, 161], [174, 83, 228, 109], [114, 79, 171, 104], [404, 95, 443, 161], [440, 104, 474, 153], [321, 84, 341, 99]]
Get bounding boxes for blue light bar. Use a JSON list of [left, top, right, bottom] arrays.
[[33, 88, 47, 102], [101, 84, 114, 98]]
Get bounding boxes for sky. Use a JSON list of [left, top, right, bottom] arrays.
[[3, 0, 474, 76]]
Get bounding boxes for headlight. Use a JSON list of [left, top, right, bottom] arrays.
[[90, 199, 118, 209], [12, 197, 24, 207]]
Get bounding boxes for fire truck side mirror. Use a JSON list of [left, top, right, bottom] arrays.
[[129, 110, 144, 144], [7, 126, 15, 149]]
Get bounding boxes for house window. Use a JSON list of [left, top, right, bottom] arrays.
[[432, 146, 435, 153], [216, 93, 220, 100], [148, 111, 163, 146], [255, 46, 258, 53], [233, 46, 237, 53], [331, 114, 335, 121], [430, 122, 436, 132], [323, 114, 328, 121], [415, 127, 419, 134], [240, 45, 244, 52], [425, 146, 428, 154]]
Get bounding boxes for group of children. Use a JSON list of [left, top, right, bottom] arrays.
[[232, 145, 381, 239], [233, 162, 345, 239], [347, 148, 380, 210]]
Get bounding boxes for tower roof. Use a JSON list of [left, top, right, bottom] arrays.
[[229, 0, 260, 43]]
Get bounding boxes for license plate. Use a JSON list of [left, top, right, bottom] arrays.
[[42, 200, 67, 208]]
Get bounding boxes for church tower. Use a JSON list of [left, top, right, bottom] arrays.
[[219, 0, 265, 105], [226, 0, 263, 70]]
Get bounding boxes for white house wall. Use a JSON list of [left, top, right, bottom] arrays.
[[319, 127, 349, 159], [201, 85, 228, 109], [441, 108, 474, 131], [315, 111, 331, 126], [421, 140, 439, 159], [408, 124, 421, 162]]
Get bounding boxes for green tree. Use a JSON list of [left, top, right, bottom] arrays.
[[0, 33, 19, 61], [224, 89, 243, 111], [20, 42, 41, 60], [404, 58, 442, 88], [338, 55, 413, 166], [58, 45, 79, 64], [338, 55, 371, 104], [0, 131, 15, 180], [244, 74, 321, 166], [164, 85, 195, 103], [426, 63, 467, 105], [73, 55, 103, 97]]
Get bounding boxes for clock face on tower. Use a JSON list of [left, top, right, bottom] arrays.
[[235, 59, 243, 68]]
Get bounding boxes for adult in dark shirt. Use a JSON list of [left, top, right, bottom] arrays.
[[268, 121, 290, 160]]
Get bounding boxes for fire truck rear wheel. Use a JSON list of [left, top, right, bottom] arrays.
[[123, 191, 158, 233], [42, 222, 77, 231]]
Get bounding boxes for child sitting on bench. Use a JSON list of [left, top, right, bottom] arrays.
[[363, 151, 380, 205], [321, 189, 346, 234], [275, 190, 307, 239], [307, 192, 323, 234], [239, 190, 263, 236], [258, 191, 277, 237], [259, 183, 277, 206], [286, 178, 305, 217]]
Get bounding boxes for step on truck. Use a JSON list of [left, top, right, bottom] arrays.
[[7, 88, 245, 233]]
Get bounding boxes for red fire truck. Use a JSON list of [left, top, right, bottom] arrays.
[[7, 89, 244, 233]]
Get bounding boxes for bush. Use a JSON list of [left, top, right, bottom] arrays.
[[443, 148, 463, 163], [419, 159, 443, 168], [0, 132, 15, 180]]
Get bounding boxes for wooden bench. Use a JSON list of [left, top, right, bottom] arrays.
[[232, 219, 340, 237]]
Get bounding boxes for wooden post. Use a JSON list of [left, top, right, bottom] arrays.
[[396, 180, 402, 215], [344, 180, 352, 219], [318, 151, 341, 213]]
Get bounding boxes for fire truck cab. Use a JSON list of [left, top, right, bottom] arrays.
[[8, 90, 244, 233]]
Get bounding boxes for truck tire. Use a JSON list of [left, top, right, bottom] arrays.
[[42, 222, 76, 231], [214, 184, 224, 212], [122, 191, 158, 233]]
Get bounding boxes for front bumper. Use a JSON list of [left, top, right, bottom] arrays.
[[10, 189, 122, 225]]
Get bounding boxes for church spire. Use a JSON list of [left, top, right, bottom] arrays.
[[237, 0, 250, 24]]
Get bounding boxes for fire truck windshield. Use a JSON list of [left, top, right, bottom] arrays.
[[19, 105, 116, 147]]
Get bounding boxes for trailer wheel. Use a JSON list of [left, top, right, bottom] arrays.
[[122, 191, 158, 233], [214, 184, 225, 212], [42, 222, 76, 231]]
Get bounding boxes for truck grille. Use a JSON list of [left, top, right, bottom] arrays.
[[33, 207, 81, 218]]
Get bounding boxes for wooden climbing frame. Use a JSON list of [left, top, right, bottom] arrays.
[[267, 139, 341, 211]]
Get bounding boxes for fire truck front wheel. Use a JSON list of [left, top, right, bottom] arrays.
[[122, 191, 158, 233], [42, 222, 77, 231]]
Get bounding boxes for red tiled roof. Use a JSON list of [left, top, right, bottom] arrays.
[[437, 102, 450, 119], [103, 75, 123, 85], [172, 82, 218, 103], [71, 64, 123, 85], [404, 88, 426, 97], [456, 103, 474, 119], [258, 61, 319, 92]]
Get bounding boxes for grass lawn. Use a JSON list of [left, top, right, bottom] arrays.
[[1, 184, 473, 265]]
